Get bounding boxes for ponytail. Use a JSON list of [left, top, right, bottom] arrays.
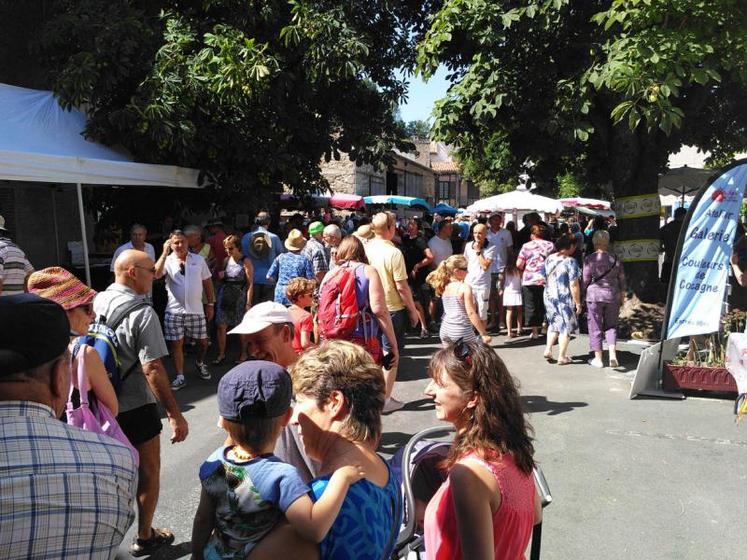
[[427, 261, 451, 297]]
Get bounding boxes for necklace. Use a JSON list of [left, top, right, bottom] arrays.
[[231, 446, 256, 461]]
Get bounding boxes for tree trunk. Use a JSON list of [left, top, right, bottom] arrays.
[[609, 126, 670, 303]]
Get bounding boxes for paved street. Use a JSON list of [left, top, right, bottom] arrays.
[[117, 333, 747, 559]]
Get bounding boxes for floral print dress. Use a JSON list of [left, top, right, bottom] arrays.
[[542, 254, 581, 335]]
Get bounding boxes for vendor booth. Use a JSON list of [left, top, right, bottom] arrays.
[[466, 186, 563, 224], [0, 83, 201, 285], [363, 195, 433, 214], [631, 159, 747, 409]]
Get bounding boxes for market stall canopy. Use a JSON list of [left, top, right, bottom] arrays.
[[433, 202, 458, 216], [0, 83, 201, 187], [466, 187, 563, 214], [559, 197, 611, 210], [658, 166, 715, 199], [329, 193, 365, 210], [364, 195, 433, 212]]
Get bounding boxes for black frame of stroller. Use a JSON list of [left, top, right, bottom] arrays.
[[393, 426, 553, 559]]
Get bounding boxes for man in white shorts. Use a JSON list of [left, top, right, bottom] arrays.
[[155, 230, 215, 390], [464, 223, 496, 323]]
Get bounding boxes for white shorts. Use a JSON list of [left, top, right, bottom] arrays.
[[472, 287, 490, 322]]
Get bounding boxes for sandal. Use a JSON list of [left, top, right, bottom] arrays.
[[130, 527, 175, 557], [543, 351, 554, 362], [211, 356, 226, 365], [557, 357, 572, 365]]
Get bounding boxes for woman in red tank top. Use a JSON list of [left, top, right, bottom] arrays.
[[423, 341, 540, 559]]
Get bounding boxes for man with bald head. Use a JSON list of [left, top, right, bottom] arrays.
[[94, 249, 190, 556]]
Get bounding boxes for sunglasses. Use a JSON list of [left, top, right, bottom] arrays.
[[455, 266, 468, 271], [134, 265, 156, 274], [179, 262, 185, 275], [454, 339, 473, 366]]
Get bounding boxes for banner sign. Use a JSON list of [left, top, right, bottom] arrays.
[[665, 163, 747, 339], [615, 193, 660, 219], [613, 239, 660, 262]]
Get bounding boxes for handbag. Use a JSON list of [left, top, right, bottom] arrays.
[[67, 347, 139, 465]]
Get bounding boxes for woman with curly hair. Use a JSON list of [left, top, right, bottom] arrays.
[[427, 255, 491, 346], [423, 341, 539, 559]]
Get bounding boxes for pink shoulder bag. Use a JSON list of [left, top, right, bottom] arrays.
[[67, 348, 139, 465]]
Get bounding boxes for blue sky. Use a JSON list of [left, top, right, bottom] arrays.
[[398, 66, 450, 123]]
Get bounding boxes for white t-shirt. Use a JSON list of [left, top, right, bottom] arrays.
[[164, 252, 211, 315], [110, 241, 156, 271], [428, 236, 453, 267], [486, 228, 513, 273], [465, 242, 497, 289]]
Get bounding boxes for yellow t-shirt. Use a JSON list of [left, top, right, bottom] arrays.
[[365, 238, 407, 312]]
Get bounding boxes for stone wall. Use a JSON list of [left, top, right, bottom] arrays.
[[319, 157, 357, 194]]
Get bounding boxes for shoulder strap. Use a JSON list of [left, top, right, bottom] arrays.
[[380, 461, 402, 560], [104, 297, 150, 331], [590, 255, 618, 285]]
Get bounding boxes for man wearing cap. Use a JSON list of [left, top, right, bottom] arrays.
[[155, 229, 215, 390], [0, 214, 34, 297], [0, 294, 137, 559], [304, 221, 330, 284], [486, 213, 513, 331], [229, 301, 319, 481], [96, 248, 190, 556], [110, 224, 156, 272]]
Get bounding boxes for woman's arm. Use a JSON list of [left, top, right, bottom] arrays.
[[243, 259, 254, 309], [570, 279, 583, 315], [284, 465, 364, 542], [366, 266, 399, 367], [191, 488, 216, 560], [462, 285, 491, 342], [267, 256, 279, 282], [450, 463, 498, 560], [79, 346, 119, 416]]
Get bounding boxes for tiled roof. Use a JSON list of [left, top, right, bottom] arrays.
[[431, 160, 460, 173]]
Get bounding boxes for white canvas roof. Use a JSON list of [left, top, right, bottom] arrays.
[[0, 82, 200, 187]]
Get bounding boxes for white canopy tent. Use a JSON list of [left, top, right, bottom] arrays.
[[0, 83, 201, 284], [466, 186, 563, 215]]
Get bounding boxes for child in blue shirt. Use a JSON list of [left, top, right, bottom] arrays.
[[191, 361, 364, 560]]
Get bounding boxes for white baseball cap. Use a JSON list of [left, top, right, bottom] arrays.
[[229, 301, 292, 335]]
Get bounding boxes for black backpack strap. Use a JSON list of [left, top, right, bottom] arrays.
[[590, 255, 618, 286], [100, 297, 150, 385]]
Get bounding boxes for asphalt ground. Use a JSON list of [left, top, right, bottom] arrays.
[[116, 332, 747, 559]]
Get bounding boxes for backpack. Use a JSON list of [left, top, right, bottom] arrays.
[[318, 265, 362, 339], [75, 298, 149, 394], [250, 232, 271, 259]]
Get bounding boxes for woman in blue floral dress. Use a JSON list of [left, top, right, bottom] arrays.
[[267, 229, 314, 305], [542, 235, 583, 364]]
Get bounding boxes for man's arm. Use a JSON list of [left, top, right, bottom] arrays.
[[141, 358, 189, 443], [154, 239, 171, 280]]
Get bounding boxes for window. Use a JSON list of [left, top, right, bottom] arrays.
[[438, 173, 457, 206]]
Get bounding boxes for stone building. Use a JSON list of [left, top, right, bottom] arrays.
[[320, 140, 479, 208]]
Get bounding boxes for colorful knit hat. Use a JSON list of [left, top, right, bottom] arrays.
[[27, 267, 97, 311]]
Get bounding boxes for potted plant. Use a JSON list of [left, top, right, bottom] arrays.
[[662, 310, 744, 393]]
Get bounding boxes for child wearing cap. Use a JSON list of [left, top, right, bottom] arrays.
[[191, 361, 364, 560]]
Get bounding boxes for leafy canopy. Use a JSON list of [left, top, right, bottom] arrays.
[[417, 0, 747, 194], [5, 0, 438, 204]]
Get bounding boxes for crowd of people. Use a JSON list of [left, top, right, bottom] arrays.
[[1, 206, 632, 559]]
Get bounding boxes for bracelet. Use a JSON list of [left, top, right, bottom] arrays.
[[206, 302, 215, 306]]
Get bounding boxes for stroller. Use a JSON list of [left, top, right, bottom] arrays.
[[389, 426, 553, 559]]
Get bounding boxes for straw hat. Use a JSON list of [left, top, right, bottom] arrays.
[[27, 267, 97, 311], [354, 224, 374, 242], [284, 229, 307, 252]]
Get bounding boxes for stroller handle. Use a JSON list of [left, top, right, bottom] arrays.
[[394, 425, 553, 552]]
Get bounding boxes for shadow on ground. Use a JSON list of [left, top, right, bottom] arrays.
[[522, 395, 589, 416]]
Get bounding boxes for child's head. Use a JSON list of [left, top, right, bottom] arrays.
[[286, 277, 316, 307], [426, 254, 468, 296], [217, 361, 293, 451]]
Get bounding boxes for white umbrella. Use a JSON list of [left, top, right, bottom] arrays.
[[559, 197, 611, 210], [467, 187, 563, 214]]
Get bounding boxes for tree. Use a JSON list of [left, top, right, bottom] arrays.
[[403, 119, 433, 139], [418, 0, 747, 301], [0, 0, 434, 219]]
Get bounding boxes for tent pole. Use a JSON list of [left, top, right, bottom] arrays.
[[76, 182, 91, 286]]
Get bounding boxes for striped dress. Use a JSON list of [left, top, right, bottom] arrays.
[[440, 291, 477, 345]]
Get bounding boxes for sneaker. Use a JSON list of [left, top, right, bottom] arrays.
[[420, 328, 429, 339], [171, 375, 187, 391], [383, 397, 405, 414], [588, 358, 604, 368], [196, 361, 212, 380], [130, 527, 175, 557]]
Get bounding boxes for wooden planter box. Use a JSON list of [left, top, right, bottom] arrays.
[[663, 363, 738, 393]]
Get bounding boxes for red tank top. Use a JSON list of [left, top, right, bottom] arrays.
[[424, 451, 535, 560]]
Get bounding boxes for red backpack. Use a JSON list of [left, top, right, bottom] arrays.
[[318, 265, 361, 339]]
